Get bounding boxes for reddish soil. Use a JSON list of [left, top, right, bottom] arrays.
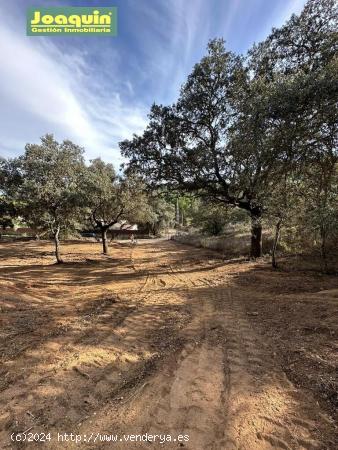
[[0, 239, 337, 449]]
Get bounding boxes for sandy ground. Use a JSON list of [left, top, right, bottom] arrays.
[[0, 239, 337, 449]]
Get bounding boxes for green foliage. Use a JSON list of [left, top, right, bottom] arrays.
[[16, 134, 85, 234], [7, 134, 85, 262], [190, 200, 228, 235], [84, 158, 150, 228], [0, 197, 16, 231], [82, 158, 152, 252], [0, 0, 336, 270], [120, 0, 338, 263], [119, 38, 277, 256], [138, 194, 175, 235]]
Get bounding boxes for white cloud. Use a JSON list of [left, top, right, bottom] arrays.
[[0, 21, 147, 166]]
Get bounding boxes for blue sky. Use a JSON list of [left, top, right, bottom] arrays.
[[0, 0, 306, 165]]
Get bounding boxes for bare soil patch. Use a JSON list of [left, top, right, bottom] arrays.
[[0, 239, 337, 449]]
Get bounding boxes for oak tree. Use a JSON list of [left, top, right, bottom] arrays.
[[14, 134, 85, 263]]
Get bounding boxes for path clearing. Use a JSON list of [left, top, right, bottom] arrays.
[[0, 239, 337, 449]]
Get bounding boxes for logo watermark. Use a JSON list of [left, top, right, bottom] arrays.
[[27, 7, 117, 36]]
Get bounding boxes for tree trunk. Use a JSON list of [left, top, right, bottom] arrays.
[[250, 210, 262, 258], [54, 227, 63, 264], [272, 219, 282, 269], [320, 225, 328, 273], [176, 197, 180, 226], [101, 227, 109, 254]]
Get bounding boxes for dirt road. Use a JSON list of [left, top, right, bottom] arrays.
[[0, 239, 337, 449]]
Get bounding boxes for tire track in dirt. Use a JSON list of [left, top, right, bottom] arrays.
[[1, 240, 336, 449], [213, 286, 329, 450], [98, 290, 228, 450], [98, 280, 333, 450]]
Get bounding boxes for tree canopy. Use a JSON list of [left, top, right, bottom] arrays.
[[120, 0, 338, 260], [11, 134, 85, 263], [82, 158, 152, 254]]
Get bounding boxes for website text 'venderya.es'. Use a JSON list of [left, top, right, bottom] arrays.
[[11, 431, 190, 445]]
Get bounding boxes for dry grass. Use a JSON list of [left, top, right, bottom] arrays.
[[173, 230, 273, 258]]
